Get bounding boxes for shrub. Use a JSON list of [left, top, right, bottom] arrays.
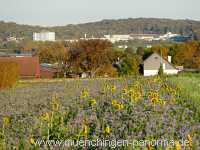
[[0, 61, 19, 89], [158, 64, 164, 76], [95, 64, 118, 77]]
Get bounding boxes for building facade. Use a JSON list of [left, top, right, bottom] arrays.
[[33, 32, 55, 41], [104, 35, 132, 43], [0, 56, 40, 78]]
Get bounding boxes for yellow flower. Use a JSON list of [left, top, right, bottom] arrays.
[[41, 112, 50, 121], [148, 91, 160, 104], [82, 125, 89, 136], [111, 99, 118, 106], [133, 81, 141, 90], [153, 76, 161, 82], [122, 88, 128, 95], [81, 89, 89, 98], [105, 84, 110, 90], [187, 134, 192, 148], [105, 126, 111, 134], [112, 99, 124, 110], [51, 94, 60, 111], [175, 141, 181, 150], [52, 102, 59, 111], [128, 89, 134, 96], [111, 85, 117, 92], [29, 138, 35, 145], [90, 99, 96, 106], [132, 90, 142, 102], [115, 104, 121, 110], [119, 104, 124, 110], [3, 116, 10, 126]]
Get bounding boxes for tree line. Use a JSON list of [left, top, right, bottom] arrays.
[[1, 39, 200, 77], [146, 41, 200, 69], [35, 40, 142, 77], [34, 40, 200, 78]]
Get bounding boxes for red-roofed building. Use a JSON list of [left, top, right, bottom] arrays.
[[0, 56, 40, 78]]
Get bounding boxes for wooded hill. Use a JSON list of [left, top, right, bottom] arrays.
[[1, 18, 200, 40]]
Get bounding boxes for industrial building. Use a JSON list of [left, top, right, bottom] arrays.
[[33, 31, 55, 41]]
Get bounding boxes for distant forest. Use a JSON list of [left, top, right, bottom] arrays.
[[1, 18, 200, 40]]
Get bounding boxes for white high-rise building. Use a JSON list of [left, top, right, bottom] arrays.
[[33, 32, 55, 41]]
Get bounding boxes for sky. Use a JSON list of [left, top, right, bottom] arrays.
[[0, 0, 200, 26]]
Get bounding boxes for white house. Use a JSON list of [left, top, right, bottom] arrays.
[[143, 53, 179, 76]]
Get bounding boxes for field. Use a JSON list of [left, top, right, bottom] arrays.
[[170, 73, 200, 117], [0, 75, 199, 149]]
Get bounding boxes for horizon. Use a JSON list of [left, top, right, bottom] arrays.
[[1, 17, 200, 27], [0, 0, 200, 26]]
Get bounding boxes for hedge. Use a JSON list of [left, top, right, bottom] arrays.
[[0, 61, 19, 89]]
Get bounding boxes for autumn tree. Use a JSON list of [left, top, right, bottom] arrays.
[[151, 45, 169, 59], [38, 42, 69, 77], [68, 39, 116, 77], [38, 42, 69, 63], [172, 41, 199, 68]]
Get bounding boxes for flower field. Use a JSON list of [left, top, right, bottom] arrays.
[[0, 76, 199, 149]]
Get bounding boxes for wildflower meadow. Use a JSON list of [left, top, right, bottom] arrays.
[[0, 76, 199, 149]]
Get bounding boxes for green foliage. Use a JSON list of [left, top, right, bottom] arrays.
[[0, 61, 19, 89], [119, 60, 134, 75], [118, 49, 141, 76], [169, 73, 200, 121]]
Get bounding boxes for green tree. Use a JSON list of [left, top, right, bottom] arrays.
[[118, 49, 142, 76]]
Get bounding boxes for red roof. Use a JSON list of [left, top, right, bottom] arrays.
[[0, 56, 40, 78]]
